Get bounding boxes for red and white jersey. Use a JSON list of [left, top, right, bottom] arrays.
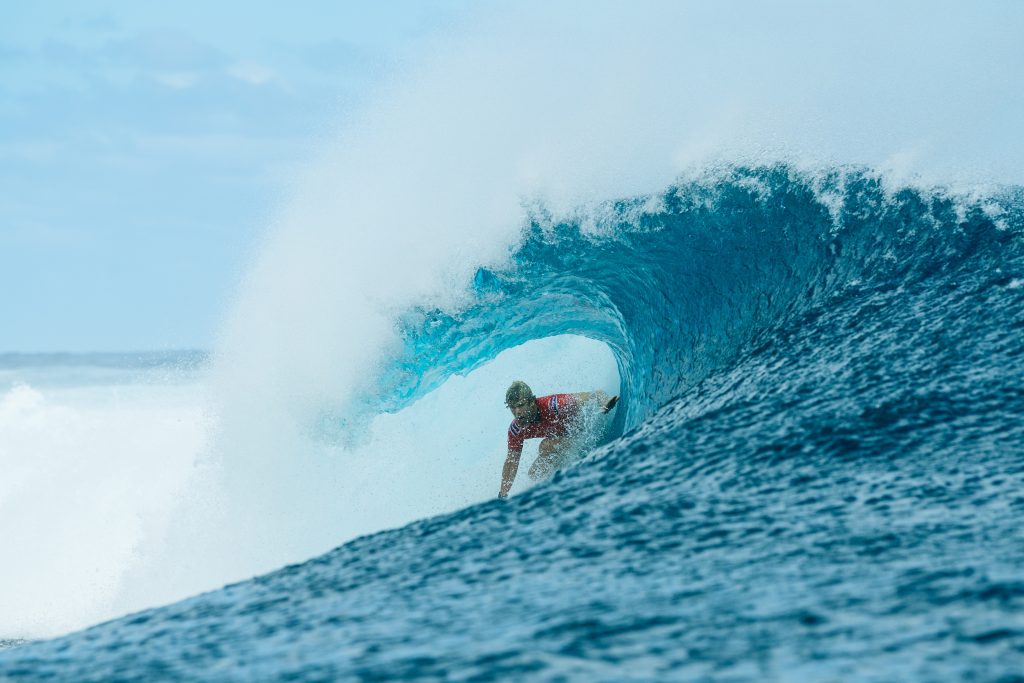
[[507, 393, 581, 455]]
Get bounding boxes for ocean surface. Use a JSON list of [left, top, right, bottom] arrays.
[[1, 165, 1022, 680]]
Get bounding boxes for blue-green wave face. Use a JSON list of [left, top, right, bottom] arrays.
[[5, 163, 1023, 679], [368, 164, 1022, 438]]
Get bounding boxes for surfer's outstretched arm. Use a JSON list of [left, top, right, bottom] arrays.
[[499, 448, 522, 498]]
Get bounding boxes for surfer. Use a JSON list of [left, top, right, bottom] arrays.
[[499, 380, 619, 498]]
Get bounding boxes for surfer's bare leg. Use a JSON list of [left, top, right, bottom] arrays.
[[529, 437, 570, 480]]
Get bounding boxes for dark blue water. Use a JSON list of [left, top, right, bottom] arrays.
[[3, 165, 1023, 681]]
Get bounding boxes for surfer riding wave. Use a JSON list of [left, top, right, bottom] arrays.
[[499, 380, 619, 498]]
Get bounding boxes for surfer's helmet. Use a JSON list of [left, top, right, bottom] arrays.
[[505, 381, 535, 407]]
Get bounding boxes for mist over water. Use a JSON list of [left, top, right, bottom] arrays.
[[4, 0, 1023, 648], [0, 360, 208, 637]]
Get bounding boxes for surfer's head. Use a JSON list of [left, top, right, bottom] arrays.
[[506, 381, 539, 422]]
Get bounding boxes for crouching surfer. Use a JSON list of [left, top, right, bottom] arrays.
[[499, 380, 619, 498]]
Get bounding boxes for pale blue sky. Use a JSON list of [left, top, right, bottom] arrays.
[[3, 2, 1022, 353], [1, 1, 473, 352]]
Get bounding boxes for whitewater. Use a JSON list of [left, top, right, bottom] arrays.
[[2, 2, 1023, 680]]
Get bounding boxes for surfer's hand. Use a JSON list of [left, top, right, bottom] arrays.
[[602, 395, 619, 413]]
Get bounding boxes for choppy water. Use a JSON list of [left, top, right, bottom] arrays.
[[2, 166, 1022, 680]]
